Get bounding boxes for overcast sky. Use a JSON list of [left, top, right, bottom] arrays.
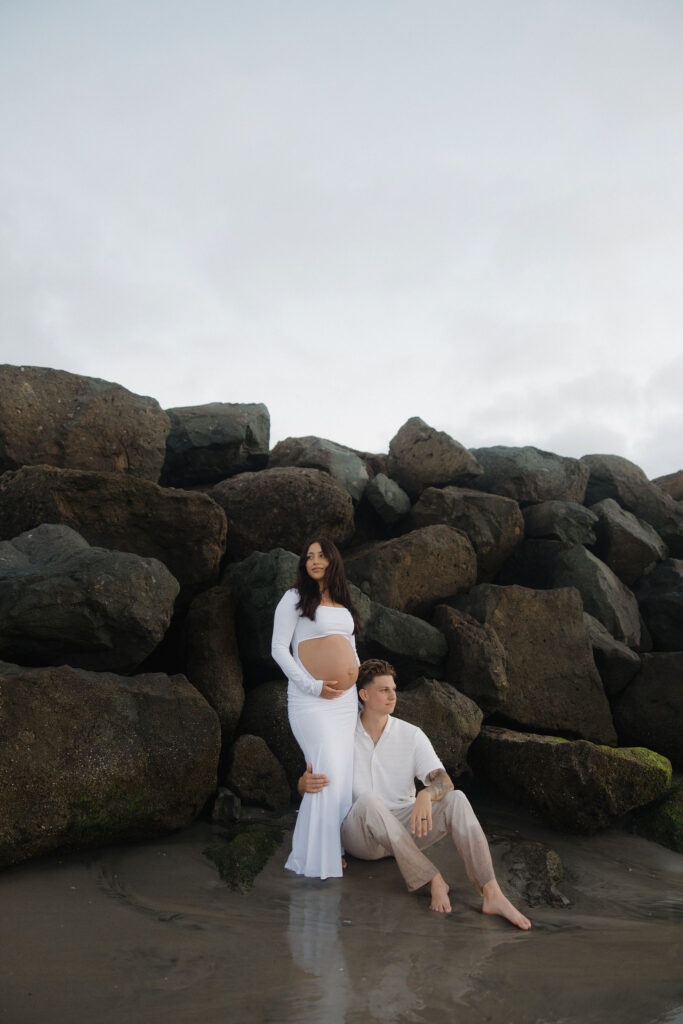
[[2, 0, 681, 478]]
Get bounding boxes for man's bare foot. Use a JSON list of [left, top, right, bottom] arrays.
[[429, 873, 451, 913], [341, 857, 347, 870], [481, 880, 531, 930]]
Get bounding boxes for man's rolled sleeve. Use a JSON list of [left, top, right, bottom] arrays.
[[413, 729, 444, 785]]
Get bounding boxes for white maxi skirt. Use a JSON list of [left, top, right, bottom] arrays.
[[285, 683, 358, 880]]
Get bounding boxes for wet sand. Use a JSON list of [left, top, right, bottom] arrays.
[[1, 794, 682, 1024]]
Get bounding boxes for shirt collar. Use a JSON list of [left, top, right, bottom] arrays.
[[356, 712, 394, 741]]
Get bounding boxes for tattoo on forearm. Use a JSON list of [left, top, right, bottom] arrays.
[[423, 768, 454, 802]]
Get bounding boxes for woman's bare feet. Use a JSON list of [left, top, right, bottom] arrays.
[[429, 873, 452, 913], [481, 880, 531, 930]]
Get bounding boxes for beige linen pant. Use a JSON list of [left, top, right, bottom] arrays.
[[340, 790, 495, 892]]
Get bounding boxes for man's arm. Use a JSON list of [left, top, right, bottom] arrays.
[[297, 763, 330, 797], [410, 768, 454, 838], [423, 768, 454, 801]]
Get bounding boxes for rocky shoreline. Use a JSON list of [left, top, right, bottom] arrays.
[[1, 364, 682, 881], [2, 794, 681, 1024]]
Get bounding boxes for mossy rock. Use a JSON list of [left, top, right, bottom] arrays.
[[204, 825, 283, 892], [0, 661, 221, 870], [630, 780, 683, 854], [474, 727, 673, 833], [602, 746, 673, 788]]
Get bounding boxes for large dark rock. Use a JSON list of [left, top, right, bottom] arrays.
[[344, 525, 477, 617], [160, 402, 269, 487], [474, 726, 672, 833], [0, 465, 227, 593], [551, 545, 642, 647], [581, 454, 683, 556], [431, 604, 508, 713], [211, 467, 355, 561], [498, 540, 644, 649], [652, 470, 683, 501], [589, 498, 668, 585], [226, 734, 290, 812], [457, 584, 616, 743], [583, 613, 641, 697], [408, 486, 524, 581], [225, 548, 447, 686], [0, 661, 221, 869], [468, 446, 589, 504], [0, 365, 169, 481], [611, 653, 683, 768], [632, 559, 683, 652], [183, 587, 244, 743], [0, 524, 179, 673], [357, 600, 447, 685], [394, 679, 483, 779], [364, 473, 411, 525], [238, 681, 304, 791], [386, 417, 482, 498], [268, 436, 369, 502], [523, 500, 598, 545]]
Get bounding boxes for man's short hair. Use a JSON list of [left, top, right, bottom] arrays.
[[357, 658, 396, 690]]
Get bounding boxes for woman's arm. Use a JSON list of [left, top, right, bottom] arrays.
[[271, 590, 324, 697]]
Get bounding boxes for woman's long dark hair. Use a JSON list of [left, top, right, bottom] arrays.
[[295, 536, 361, 633]]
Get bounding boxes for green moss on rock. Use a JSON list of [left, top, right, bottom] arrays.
[[600, 746, 673, 788], [66, 792, 157, 845], [204, 825, 283, 892]]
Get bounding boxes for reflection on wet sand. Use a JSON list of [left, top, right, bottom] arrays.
[[287, 882, 348, 1023], [0, 794, 681, 1024]]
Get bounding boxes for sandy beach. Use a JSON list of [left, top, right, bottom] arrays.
[[1, 792, 681, 1024]]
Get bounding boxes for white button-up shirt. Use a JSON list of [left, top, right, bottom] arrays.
[[352, 714, 444, 811]]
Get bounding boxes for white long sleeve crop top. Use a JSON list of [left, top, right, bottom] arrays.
[[271, 588, 359, 697]]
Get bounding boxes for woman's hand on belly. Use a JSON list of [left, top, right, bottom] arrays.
[[320, 680, 346, 700]]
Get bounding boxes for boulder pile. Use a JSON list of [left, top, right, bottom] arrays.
[[1, 365, 681, 869]]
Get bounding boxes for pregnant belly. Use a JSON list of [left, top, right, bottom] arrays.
[[298, 635, 359, 691]]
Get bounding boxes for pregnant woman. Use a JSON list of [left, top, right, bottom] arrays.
[[271, 537, 360, 879]]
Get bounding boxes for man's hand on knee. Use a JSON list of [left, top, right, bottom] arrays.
[[410, 790, 433, 838], [297, 763, 330, 797]]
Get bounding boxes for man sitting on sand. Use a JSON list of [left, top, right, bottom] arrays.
[[298, 658, 531, 930]]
